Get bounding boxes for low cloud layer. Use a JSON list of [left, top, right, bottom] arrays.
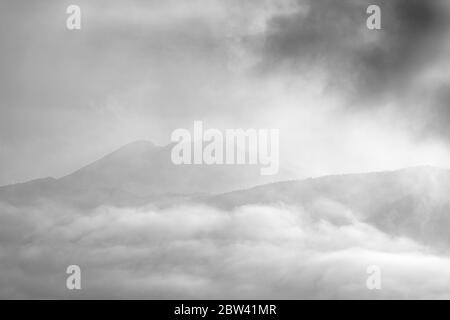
[[1, 200, 449, 299]]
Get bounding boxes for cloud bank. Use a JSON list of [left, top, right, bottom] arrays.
[[1, 200, 449, 299]]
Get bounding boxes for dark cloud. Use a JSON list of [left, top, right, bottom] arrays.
[[259, 0, 446, 94], [256, 0, 450, 140]]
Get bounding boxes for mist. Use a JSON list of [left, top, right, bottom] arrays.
[[1, 198, 449, 299]]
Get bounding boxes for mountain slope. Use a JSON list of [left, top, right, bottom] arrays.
[[58, 140, 281, 195], [0, 140, 284, 207], [206, 166, 450, 248], [1, 149, 449, 249]]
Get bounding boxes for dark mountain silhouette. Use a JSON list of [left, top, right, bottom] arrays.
[[0, 140, 283, 207], [1, 141, 449, 249], [206, 166, 450, 249]]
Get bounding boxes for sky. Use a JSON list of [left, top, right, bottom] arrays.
[[1, 0, 450, 185]]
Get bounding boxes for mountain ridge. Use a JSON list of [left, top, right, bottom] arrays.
[[0, 140, 286, 207], [1, 145, 449, 249]]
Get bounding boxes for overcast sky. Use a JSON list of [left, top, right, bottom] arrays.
[[2, 0, 450, 185]]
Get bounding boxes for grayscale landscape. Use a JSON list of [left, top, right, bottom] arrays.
[[2, 0, 450, 299], [0, 141, 449, 299]]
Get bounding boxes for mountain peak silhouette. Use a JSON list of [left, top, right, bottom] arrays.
[[0, 140, 282, 207]]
